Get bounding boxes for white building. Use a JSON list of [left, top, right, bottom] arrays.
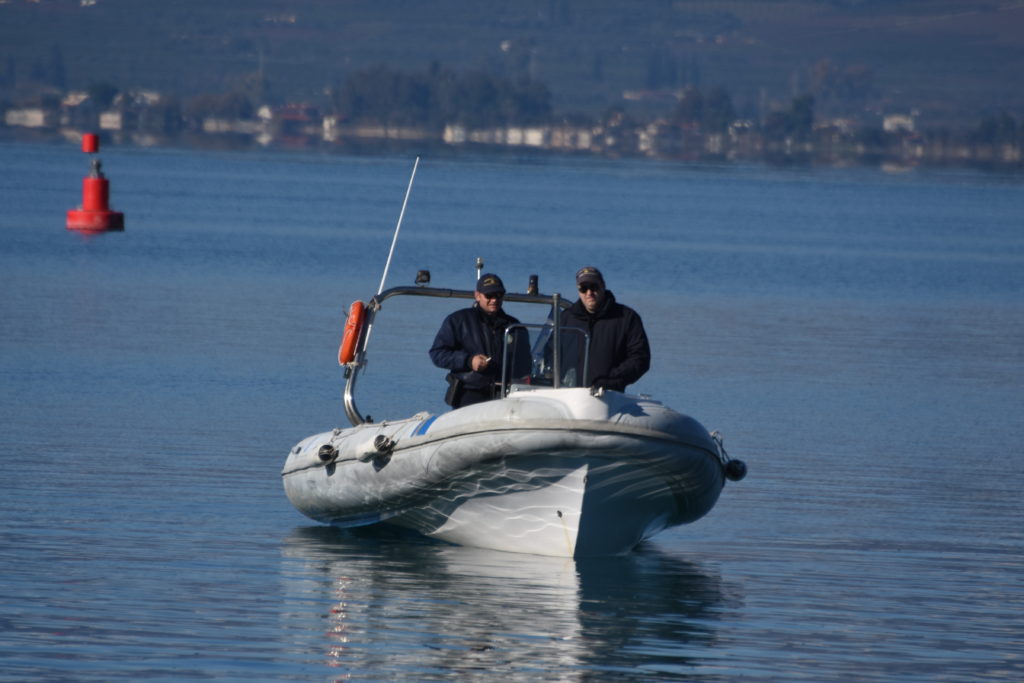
[[4, 108, 53, 128], [883, 114, 916, 134]]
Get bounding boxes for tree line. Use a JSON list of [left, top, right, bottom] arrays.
[[5, 61, 1024, 160], [331, 63, 553, 129]]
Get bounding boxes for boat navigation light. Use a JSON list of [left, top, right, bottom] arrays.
[[415, 270, 431, 285], [528, 274, 538, 295]]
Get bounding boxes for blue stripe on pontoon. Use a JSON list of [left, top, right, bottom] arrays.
[[414, 415, 438, 436]]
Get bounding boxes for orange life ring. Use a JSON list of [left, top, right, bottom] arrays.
[[338, 300, 365, 365]]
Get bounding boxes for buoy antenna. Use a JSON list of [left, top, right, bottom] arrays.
[[377, 156, 420, 295]]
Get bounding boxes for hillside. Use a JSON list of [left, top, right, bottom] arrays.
[[1, 0, 1022, 127]]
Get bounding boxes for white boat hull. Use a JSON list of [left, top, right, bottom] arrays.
[[282, 388, 727, 557]]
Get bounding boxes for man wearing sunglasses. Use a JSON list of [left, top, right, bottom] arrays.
[[562, 266, 650, 393], [430, 273, 523, 408]]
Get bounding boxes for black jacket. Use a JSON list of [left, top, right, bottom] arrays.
[[560, 290, 650, 392], [429, 304, 523, 391]]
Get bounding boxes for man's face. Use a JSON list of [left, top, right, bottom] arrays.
[[578, 281, 604, 314], [475, 289, 503, 314]]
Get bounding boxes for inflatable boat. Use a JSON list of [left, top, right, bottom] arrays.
[[282, 275, 746, 557]]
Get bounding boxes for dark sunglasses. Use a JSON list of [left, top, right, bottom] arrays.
[[578, 285, 601, 294], [483, 292, 504, 300]]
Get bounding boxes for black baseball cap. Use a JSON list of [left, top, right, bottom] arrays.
[[575, 266, 604, 287], [476, 273, 506, 295]]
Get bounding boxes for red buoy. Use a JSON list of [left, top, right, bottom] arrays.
[[81, 133, 99, 154], [66, 134, 124, 232]]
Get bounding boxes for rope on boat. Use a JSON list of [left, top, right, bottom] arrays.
[[709, 430, 730, 466]]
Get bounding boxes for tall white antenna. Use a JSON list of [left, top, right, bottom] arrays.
[[377, 156, 420, 295]]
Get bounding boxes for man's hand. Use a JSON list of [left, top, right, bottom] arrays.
[[471, 354, 491, 372]]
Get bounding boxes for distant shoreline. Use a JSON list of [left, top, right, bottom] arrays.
[[3, 126, 1020, 175]]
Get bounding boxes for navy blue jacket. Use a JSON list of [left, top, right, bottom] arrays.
[[429, 305, 523, 391], [560, 290, 650, 392]]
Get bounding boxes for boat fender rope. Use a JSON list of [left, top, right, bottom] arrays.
[[338, 300, 366, 365], [709, 431, 729, 465]]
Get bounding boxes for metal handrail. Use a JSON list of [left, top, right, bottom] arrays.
[[342, 284, 573, 426]]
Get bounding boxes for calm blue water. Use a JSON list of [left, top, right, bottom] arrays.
[[1, 141, 1022, 680]]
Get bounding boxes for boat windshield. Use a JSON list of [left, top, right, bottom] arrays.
[[501, 323, 589, 394]]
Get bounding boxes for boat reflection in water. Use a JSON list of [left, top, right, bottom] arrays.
[[280, 527, 736, 678]]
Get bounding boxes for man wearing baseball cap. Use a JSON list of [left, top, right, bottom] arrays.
[[430, 273, 523, 408], [561, 266, 650, 392]]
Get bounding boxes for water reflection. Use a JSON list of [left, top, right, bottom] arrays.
[[281, 527, 734, 679], [574, 553, 733, 676]]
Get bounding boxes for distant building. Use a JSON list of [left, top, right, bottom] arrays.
[[883, 113, 916, 134], [818, 117, 858, 135], [5, 108, 54, 128], [442, 124, 467, 144], [201, 117, 262, 135], [549, 126, 592, 151], [99, 111, 123, 131], [505, 127, 546, 147], [323, 115, 341, 142], [124, 90, 163, 107], [62, 92, 90, 107]]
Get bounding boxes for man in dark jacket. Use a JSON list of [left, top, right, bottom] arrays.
[[429, 273, 524, 408], [561, 266, 650, 393]]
